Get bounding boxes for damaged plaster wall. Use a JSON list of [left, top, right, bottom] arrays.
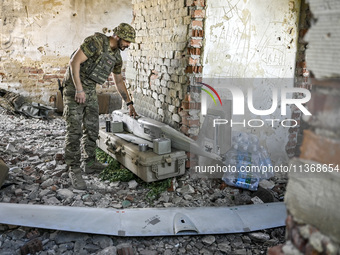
[[203, 0, 301, 165], [0, 0, 132, 103]]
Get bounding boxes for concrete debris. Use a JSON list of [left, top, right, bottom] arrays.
[[248, 232, 271, 242], [0, 109, 287, 254], [259, 179, 275, 190], [128, 180, 138, 189]]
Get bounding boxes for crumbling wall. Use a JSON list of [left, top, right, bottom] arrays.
[[126, 0, 191, 128], [203, 0, 301, 165], [0, 0, 132, 104], [285, 0, 312, 159], [269, 0, 340, 254]]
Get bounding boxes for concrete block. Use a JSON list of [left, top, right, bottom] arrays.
[[155, 100, 162, 108], [161, 87, 168, 95], [166, 95, 172, 104], [162, 73, 171, 81], [159, 94, 165, 103], [160, 80, 168, 87], [169, 89, 177, 98], [172, 114, 181, 123], [168, 105, 176, 113], [163, 59, 171, 66], [152, 92, 159, 100], [171, 74, 179, 83]]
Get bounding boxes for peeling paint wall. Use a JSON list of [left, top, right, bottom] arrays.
[[203, 0, 301, 165], [0, 0, 132, 103]]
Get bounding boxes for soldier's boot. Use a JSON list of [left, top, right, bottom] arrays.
[[0, 159, 9, 188], [81, 160, 107, 174], [69, 167, 87, 190]]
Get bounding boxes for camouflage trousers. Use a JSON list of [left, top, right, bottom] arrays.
[[63, 83, 99, 171]]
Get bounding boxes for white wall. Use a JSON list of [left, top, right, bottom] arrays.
[[203, 0, 301, 165], [0, 0, 133, 60], [0, 0, 132, 103]]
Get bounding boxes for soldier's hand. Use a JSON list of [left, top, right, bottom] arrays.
[[128, 105, 138, 118], [75, 91, 86, 104]]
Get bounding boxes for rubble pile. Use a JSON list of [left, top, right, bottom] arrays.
[[0, 107, 287, 254]]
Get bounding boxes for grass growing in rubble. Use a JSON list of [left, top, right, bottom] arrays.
[[96, 148, 172, 203]]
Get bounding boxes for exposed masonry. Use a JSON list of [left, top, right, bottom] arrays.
[[126, 0, 205, 130], [270, 0, 340, 254], [285, 0, 312, 158], [125, 0, 205, 168]]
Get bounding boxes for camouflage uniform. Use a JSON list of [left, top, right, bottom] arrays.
[[63, 33, 122, 172]]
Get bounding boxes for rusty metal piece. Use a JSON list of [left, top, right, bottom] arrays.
[[20, 238, 43, 255], [117, 243, 135, 255]]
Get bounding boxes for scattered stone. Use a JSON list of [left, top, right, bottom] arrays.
[[218, 242, 231, 253], [55, 231, 88, 245], [195, 242, 204, 249], [92, 235, 113, 249], [139, 250, 157, 255], [0, 111, 289, 255], [41, 179, 54, 189], [183, 194, 192, 200], [110, 181, 120, 187], [57, 189, 74, 200], [96, 246, 117, 255], [14, 188, 23, 196], [234, 193, 252, 205], [122, 200, 132, 208], [5, 143, 17, 153], [8, 228, 26, 240], [112, 203, 123, 209], [9, 167, 22, 173], [128, 180, 138, 189], [251, 186, 274, 203], [250, 196, 264, 204], [202, 235, 216, 245], [179, 184, 195, 194], [43, 197, 60, 205], [248, 232, 271, 242], [259, 179, 275, 190], [233, 248, 248, 255], [125, 195, 134, 202]]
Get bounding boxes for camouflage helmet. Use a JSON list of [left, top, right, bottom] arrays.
[[113, 23, 136, 43]]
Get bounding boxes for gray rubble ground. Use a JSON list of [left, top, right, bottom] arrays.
[[0, 107, 287, 254]]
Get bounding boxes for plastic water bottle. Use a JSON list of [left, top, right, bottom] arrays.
[[234, 171, 259, 191], [259, 146, 274, 179]]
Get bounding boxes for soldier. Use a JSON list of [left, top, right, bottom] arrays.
[[63, 23, 137, 190]]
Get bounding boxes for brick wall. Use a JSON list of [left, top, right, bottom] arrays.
[[268, 214, 340, 255], [126, 0, 191, 127], [0, 61, 68, 103], [0, 61, 118, 104], [125, 0, 206, 168], [285, 0, 312, 158]]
